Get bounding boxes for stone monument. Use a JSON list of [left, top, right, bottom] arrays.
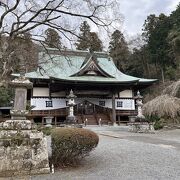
[[66, 90, 77, 124], [128, 91, 154, 133], [0, 57, 50, 177]]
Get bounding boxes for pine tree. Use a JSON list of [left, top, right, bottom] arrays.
[[76, 21, 91, 50], [76, 21, 103, 52], [109, 30, 129, 71], [89, 32, 103, 52], [45, 28, 61, 48], [169, 3, 180, 69], [143, 14, 175, 82]]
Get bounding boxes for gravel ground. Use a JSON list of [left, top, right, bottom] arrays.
[[30, 129, 180, 180], [3, 128, 180, 180]]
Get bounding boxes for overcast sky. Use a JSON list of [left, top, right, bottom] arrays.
[[119, 0, 180, 36]]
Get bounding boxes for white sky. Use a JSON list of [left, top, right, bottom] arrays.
[[119, 0, 180, 36]]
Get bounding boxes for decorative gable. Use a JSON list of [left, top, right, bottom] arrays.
[[71, 53, 114, 78]]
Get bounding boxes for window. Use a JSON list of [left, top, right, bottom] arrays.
[[66, 101, 68, 106], [99, 101, 105, 106], [46, 101, 53, 107], [117, 101, 123, 107]]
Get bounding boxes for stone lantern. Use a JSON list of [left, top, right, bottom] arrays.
[[44, 116, 53, 127], [134, 90, 145, 121], [0, 56, 50, 176], [128, 90, 154, 133], [66, 90, 77, 124]]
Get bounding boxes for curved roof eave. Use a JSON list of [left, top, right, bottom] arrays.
[[138, 78, 158, 84], [49, 76, 139, 84]]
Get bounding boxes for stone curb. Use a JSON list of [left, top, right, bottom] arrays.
[[98, 133, 121, 139]]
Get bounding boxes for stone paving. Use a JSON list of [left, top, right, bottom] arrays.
[[2, 127, 180, 180]]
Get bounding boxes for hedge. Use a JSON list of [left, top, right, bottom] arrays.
[[51, 127, 99, 167]]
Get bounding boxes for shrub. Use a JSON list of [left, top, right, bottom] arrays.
[[37, 126, 53, 136], [51, 127, 99, 167], [154, 119, 164, 130], [41, 127, 52, 136], [146, 115, 164, 130]]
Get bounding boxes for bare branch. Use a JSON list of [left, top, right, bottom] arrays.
[[0, 0, 20, 29]]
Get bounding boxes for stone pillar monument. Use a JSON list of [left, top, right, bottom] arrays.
[[128, 91, 155, 133], [135, 90, 145, 121], [66, 90, 77, 124], [0, 56, 50, 177]]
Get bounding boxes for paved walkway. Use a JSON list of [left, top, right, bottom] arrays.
[[4, 127, 180, 180]]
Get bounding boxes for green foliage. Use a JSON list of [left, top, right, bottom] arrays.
[[89, 32, 103, 52], [45, 28, 61, 48], [51, 127, 99, 167], [146, 115, 164, 130], [75, 21, 91, 50], [170, 3, 180, 30], [165, 66, 177, 80], [0, 33, 38, 77], [76, 21, 103, 52], [145, 14, 174, 67], [0, 87, 13, 107], [109, 30, 129, 71], [138, 6, 180, 81], [127, 46, 151, 78], [169, 3, 180, 65], [41, 127, 52, 136], [36, 125, 53, 136], [154, 119, 164, 130]]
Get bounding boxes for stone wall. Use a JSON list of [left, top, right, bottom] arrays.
[[0, 129, 50, 177]]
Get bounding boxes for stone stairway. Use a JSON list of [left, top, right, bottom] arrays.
[[95, 113, 111, 125], [83, 115, 98, 125], [76, 113, 111, 125]]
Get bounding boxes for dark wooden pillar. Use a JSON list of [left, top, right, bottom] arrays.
[[55, 116, 57, 127], [93, 104, 95, 113], [112, 92, 117, 125], [118, 115, 121, 125], [42, 117, 44, 126]]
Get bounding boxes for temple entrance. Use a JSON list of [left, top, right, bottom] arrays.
[[76, 101, 94, 115]]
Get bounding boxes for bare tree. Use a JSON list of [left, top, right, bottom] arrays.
[[0, 0, 122, 83]]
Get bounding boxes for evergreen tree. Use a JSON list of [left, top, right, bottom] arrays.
[[169, 3, 180, 73], [0, 32, 38, 76], [142, 14, 175, 82], [0, 87, 14, 107], [76, 21, 103, 52], [76, 21, 91, 50], [109, 30, 129, 71], [89, 32, 103, 52], [45, 28, 61, 48]]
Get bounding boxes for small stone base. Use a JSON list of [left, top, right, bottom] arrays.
[[66, 115, 76, 124], [0, 129, 50, 177], [0, 167, 50, 177], [2, 120, 33, 130], [128, 122, 155, 133]]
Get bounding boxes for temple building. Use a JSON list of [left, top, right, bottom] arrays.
[[21, 48, 156, 125]]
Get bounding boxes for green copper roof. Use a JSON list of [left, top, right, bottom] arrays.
[[22, 48, 157, 84]]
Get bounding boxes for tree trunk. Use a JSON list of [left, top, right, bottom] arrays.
[[160, 67, 165, 84]]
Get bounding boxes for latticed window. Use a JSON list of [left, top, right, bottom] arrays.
[[117, 101, 123, 107], [46, 101, 53, 107], [99, 101, 105, 106]]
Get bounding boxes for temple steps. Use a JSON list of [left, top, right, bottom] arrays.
[[76, 114, 111, 125], [95, 113, 111, 125], [83, 115, 98, 125]]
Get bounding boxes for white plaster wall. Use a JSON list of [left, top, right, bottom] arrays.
[[31, 98, 67, 110], [51, 91, 66, 97], [119, 90, 133, 98], [33, 88, 49, 97], [31, 98, 135, 110], [115, 99, 135, 110]]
